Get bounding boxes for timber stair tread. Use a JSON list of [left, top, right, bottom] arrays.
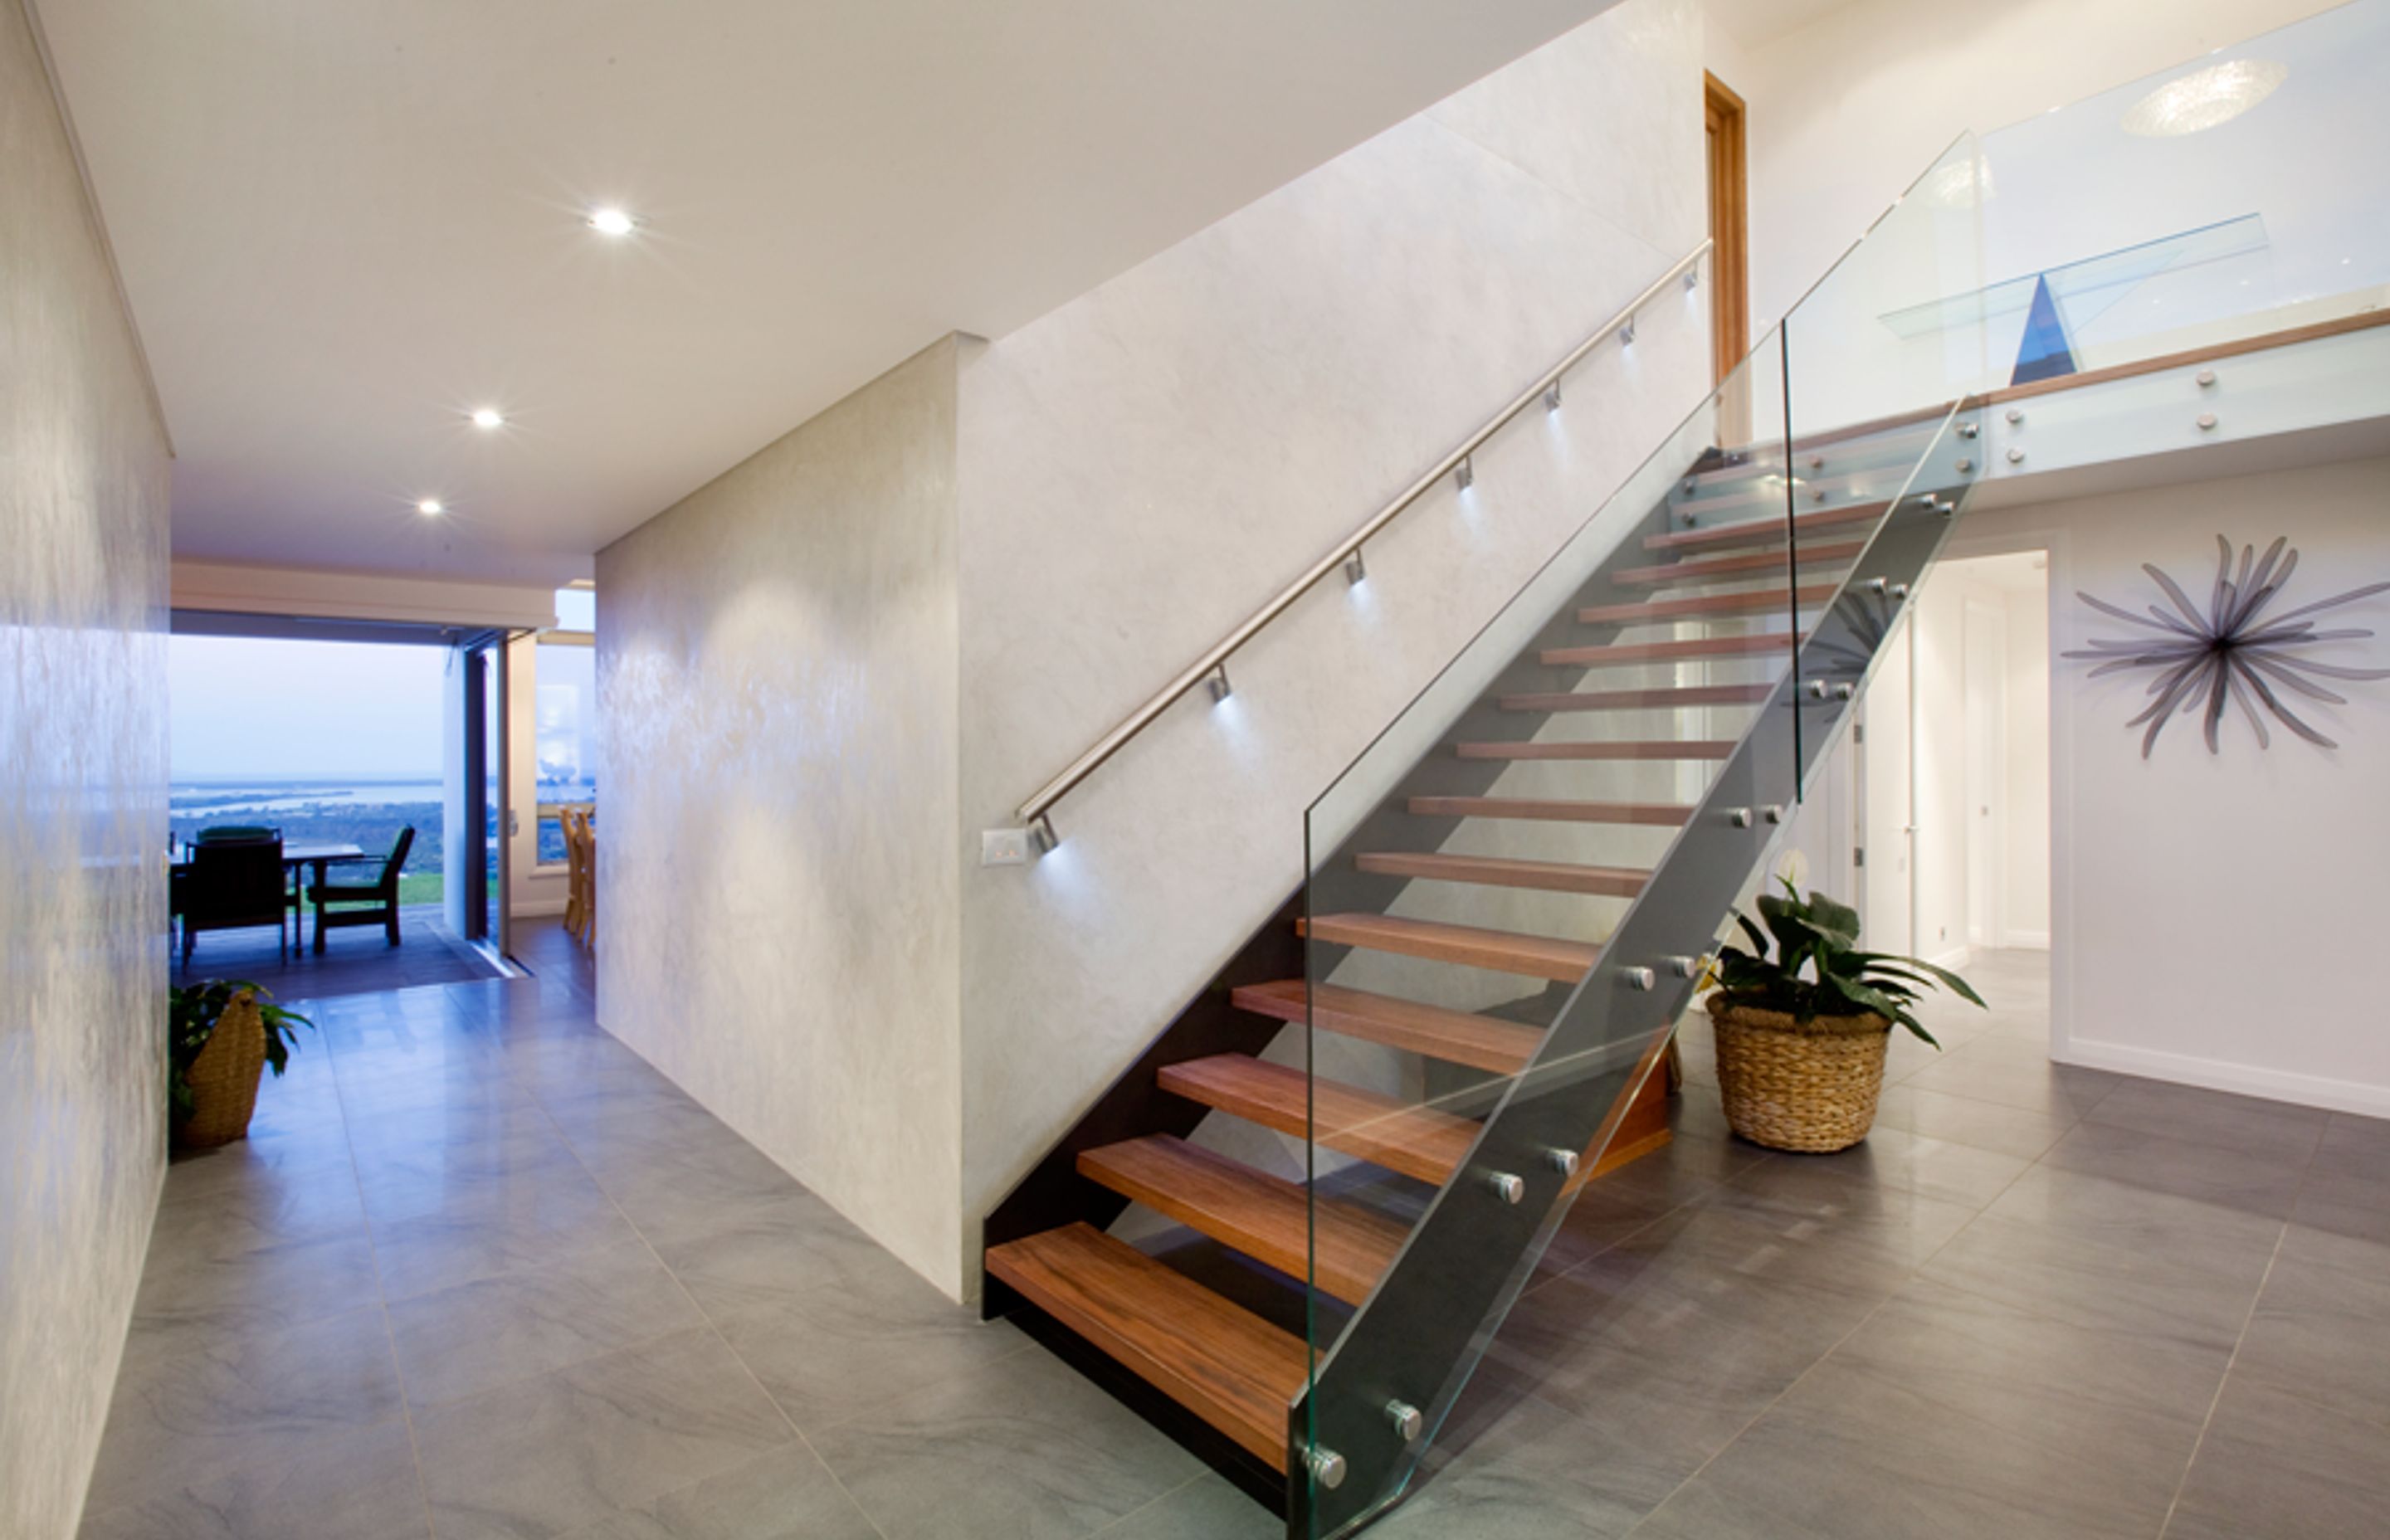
[[983, 1221, 1307, 1469], [1543, 631, 1802, 667], [1501, 684, 1774, 712], [1076, 1134, 1405, 1304], [1298, 911, 1597, 982], [1233, 979, 1542, 1074], [1455, 738, 1734, 762], [1158, 1055, 1478, 1186], [1407, 796, 1693, 826], [1641, 501, 1888, 552], [1615, 539, 1865, 587], [1578, 584, 1835, 625], [1355, 850, 1649, 899]]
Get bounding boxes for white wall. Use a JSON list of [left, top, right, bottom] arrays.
[[1953, 458, 2390, 1115], [598, 0, 1713, 1299], [1705, 0, 2345, 338], [952, 0, 1710, 1289], [0, 2, 173, 1534], [598, 338, 966, 1293]]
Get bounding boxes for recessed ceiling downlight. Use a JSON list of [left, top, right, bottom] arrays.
[[586, 206, 637, 236], [2122, 59, 2288, 137], [417, 498, 444, 516], [471, 407, 504, 430]]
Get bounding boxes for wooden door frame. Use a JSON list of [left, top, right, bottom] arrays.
[[1704, 71, 1751, 387]]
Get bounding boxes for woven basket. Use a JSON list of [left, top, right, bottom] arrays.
[[175, 991, 267, 1148], [1706, 994, 1890, 1153]]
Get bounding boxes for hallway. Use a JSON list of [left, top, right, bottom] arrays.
[[82, 953, 2390, 1538]]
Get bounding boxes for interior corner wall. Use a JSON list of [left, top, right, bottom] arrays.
[[594, 337, 965, 1296], [1, 0, 174, 1533], [952, 0, 1712, 1290], [1701, 0, 2344, 334], [1972, 456, 2390, 1115]]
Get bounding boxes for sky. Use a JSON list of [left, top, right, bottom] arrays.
[[169, 636, 448, 781]]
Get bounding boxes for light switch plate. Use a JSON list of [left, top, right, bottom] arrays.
[[980, 828, 1032, 867]]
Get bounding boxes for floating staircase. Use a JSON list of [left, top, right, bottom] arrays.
[[983, 369, 1981, 1533]]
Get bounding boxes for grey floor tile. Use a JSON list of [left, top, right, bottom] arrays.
[[1370, 1456, 1626, 1539], [1981, 1163, 2289, 1258], [128, 1224, 384, 1346], [2227, 1240, 2390, 1427], [160, 1139, 368, 1240], [78, 1415, 427, 1540], [661, 1196, 1030, 1430], [1918, 1210, 2276, 1352], [1899, 1045, 2115, 1118], [1609, 1178, 1978, 1297], [1714, 1123, 2030, 1211], [84, 1306, 407, 1515], [2290, 1166, 2390, 1246], [411, 1327, 793, 1540], [350, 1121, 593, 1229], [1087, 1474, 1276, 1539], [2164, 1377, 2390, 1540], [596, 1136, 853, 1255], [385, 1237, 707, 1407], [367, 1160, 644, 1303], [553, 1444, 880, 1539], [2085, 1077, 2328, 1164], [2041, 1120, 2305, 1221], [2312, 1111, 2390, 1181], [807, 1346, 1201, 1540], [1869, 1083, 2080, 1160]]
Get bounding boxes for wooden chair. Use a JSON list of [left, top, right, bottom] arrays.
[[563, 807, 597, 948], [183, 834, 289, 966], [309, 826, 415, 953]]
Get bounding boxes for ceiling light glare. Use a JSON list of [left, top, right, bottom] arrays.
[[417, 498, 444, 516], [470, 408, 504, 430], [2122, 59, 2288, 137], [586, 206, 637, 236], [1920, 158, 1996, 209]]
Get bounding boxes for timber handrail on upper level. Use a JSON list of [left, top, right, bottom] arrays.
[[1014, 238, 1714, 831]]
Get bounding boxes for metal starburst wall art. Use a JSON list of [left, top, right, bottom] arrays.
[[2065, 535, 2390, 757]]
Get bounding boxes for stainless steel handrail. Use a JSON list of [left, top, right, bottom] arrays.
[[1015, 238, 1713, 834]]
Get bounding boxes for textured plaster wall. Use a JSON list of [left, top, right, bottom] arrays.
[[597, 0, 1711, 1299], [0, 1, 174, 1533], [953, 0, 1710, 1286], [596, 339, 964, 1294]]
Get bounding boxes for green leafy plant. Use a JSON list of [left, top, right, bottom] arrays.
[[1710, 880, 1983, 1046], [167, 981, 314, 1120]]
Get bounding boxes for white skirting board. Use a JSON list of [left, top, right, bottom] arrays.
[[2057, 1037, 2390, 1120]]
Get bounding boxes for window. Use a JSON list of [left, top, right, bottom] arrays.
[[534, 589, 598, 868]]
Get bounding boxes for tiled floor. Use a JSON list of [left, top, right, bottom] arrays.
[[83, 951, 2390, 1538], [173, 903, 504, 1000]]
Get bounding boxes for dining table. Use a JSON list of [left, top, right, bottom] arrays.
[[169, 840, 378, 947]]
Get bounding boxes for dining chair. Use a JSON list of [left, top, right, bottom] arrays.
[[308, 826, 416, 953], [182, 834, 289, 965]]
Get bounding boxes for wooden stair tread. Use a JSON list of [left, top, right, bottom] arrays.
[[1407, 796, 1693, 826], [1299, 911, 1597, 982], [1616, 539, 1865, 587], [1159, 1055, 1477, 1185], [1455, 738, 1734, 761], [1641, 501, 1887, 552], [1233, 978, 1543, 1075], [1501, 683, 1774, 712], [1356, 850, 1648, 899], [1579, 584, 1836, 625], [984, 1221, 1306, 1469], [1543, 631, 1801, 667], [1077, 1135, 1405, 1305]]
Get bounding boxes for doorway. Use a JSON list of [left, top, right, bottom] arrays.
[[1858, 552, 2052, 969], [1704, 71, 1751, 387]]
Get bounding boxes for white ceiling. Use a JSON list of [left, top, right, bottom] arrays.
[[39, 0, 1617, 583], [1705, 0, 1858, 49]]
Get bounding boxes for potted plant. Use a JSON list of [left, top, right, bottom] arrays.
[[168, 980, 314, 1148], [1704, 882, 1983, 1153]]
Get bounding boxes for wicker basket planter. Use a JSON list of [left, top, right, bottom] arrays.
[[173, 990, 267, 1148], [1706, 994, 1890, 1153]]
